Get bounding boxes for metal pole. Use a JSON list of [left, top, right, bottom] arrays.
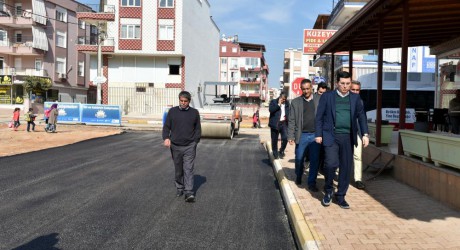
[[376, 19, 383, 147], [97, 22, 102, 104], [398, 0, 409, 155]]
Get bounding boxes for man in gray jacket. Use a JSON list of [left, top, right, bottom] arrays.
[[288, 79, 321, 191]]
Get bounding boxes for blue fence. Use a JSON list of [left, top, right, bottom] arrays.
[[44, 102, 122, 126]]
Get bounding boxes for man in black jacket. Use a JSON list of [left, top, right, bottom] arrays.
[[163, 91, 201, 202], [269, 92, 289, 159]]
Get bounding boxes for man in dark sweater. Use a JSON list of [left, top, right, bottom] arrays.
[[287, 79, 321, 191], [315, 71, 369, 209], [163, 91, 201, 202]]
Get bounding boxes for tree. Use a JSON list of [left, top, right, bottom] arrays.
[[23, 76, 52, 97]]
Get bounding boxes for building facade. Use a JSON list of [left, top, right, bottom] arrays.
[[219, 37, 269, 106], [0, 0, 91, 108], [77, 0, 219, 115], [282, 48, 319, 99]]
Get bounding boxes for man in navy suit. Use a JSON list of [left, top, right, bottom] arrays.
[[315, 71, 369, 209], [269, 92, 289, 159]]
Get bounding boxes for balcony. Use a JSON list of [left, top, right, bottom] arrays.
[[239, 91, 261, 97], [0, 37, 44, 55], [240, 77, 261, 85], [76, 36, 115, 53], [0, 5, 34, 28], [0, 67, 48, 78], [240, 66, 261, 72], [76, 4, 115, 24]]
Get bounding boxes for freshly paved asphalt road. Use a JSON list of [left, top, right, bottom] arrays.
[[0, 132, 296, 249]]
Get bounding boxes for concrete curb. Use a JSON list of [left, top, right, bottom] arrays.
[[264, 141, 320, 250]]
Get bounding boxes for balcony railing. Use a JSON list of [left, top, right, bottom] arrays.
[[0, 67, 48, 77], [77, 4, 115, 13], [0, 36, 34, 47], [77, 36, 115, 46]]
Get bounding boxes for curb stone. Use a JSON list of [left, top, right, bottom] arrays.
[[264, 141, 320, 250]]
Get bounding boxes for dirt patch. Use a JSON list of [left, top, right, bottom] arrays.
[[0, 123, 123, 157]]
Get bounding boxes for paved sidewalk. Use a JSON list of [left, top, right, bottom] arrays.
[[258, 130, 460, 249]]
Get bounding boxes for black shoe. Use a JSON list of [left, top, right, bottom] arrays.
[[322, 192, 332, 206], [355, 181, 366, 190], [279, 151, 285, 158], [295, 176, 302, 185], [337, 199, 350, 209], [273, 152, 279, 159], [176, 190, 184, 197], [185, 194, 195, 202], [308, 185, 319, 192]]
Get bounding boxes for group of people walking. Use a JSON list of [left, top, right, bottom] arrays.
[[269, 71, 369, 209], [10, 104, 59, 133], [162, 73, 368, 207]]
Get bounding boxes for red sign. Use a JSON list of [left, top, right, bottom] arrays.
[[303, 29, 337, 55], [291, 77, 305, 97]]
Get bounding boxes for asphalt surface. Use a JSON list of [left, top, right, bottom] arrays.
[[0, 132, 296, 249]]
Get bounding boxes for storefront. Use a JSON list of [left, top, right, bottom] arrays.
[[0, 75, 24, 105]]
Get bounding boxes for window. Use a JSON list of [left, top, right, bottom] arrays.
[[15, 3, 22, 16], [159, 25, 173, 40], [169, 65, 180, 75], [56, 57, 66, 74], [136, 87, 146, 92], [78, 20, 85, 29], [56, 31, 66, 48], [384, 72, 397, 81], [122, 0, 141, 7], [232, 47, 237, 53], [221, 46, 226, 53], [408, 72, 421, 81], [78, 62, 84, 76], [221, 58, 227, 65], [15, 31, 22, 43], [56, 7, 67, 22], [121, 24, 141, 39], [159, 0, 173, 8], [35, 59, 42, 71], [245, 58, 259, 68], [231, 58, 238, 68]]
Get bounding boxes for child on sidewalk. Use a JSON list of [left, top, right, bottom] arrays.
[[12, 108, 20, 131], [25, 108, 37, 132], [44, 108, 51, 132]]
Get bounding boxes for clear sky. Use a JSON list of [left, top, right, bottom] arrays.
[[209, 0, 333, 87], [83, 0, 334, 88]]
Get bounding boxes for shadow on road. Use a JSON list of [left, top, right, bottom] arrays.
[[193, 174, 207, 194], [12, 233, 60, 250]]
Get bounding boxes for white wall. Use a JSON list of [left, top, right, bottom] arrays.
[[181, 0, 220, 108]]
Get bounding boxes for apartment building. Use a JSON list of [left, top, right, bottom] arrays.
[[219, 36, 269, 106], [282, 48, 318, 99], [0, 0, 92, 107], [76, 0, 219, 115]]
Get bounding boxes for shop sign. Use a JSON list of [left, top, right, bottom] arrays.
[[0, 75, 12, 85]]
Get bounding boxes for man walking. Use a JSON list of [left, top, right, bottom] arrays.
[[288, 79, 321, 191], [163, 91, 201, 202], [315, 71, 369, 209], [350, 80, 366, 190], [269, 92, 289, 159]]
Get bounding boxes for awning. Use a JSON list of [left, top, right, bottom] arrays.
[[32, 0, 47, 25], [317, 0, 460, 54], [32, 26, 48, 51]]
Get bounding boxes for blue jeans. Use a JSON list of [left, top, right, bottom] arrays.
[[295, 132, 320, 187]]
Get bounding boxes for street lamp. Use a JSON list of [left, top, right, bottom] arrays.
[[95, 23, 107, 104]]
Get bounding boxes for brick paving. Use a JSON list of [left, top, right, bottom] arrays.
[[249, 128, 460, 250]]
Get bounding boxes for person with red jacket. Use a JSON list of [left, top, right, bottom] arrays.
[[12, 108, 21, 131]]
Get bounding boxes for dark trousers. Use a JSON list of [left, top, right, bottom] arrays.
[[270, 121, 287, 156], [170, 142, 197, 195], [451, 115, 460, 134], [323, 133, 353, 202], [27, 121, 35, 131]]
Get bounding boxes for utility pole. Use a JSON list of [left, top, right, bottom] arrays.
[[96, 22, 102, 104]]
